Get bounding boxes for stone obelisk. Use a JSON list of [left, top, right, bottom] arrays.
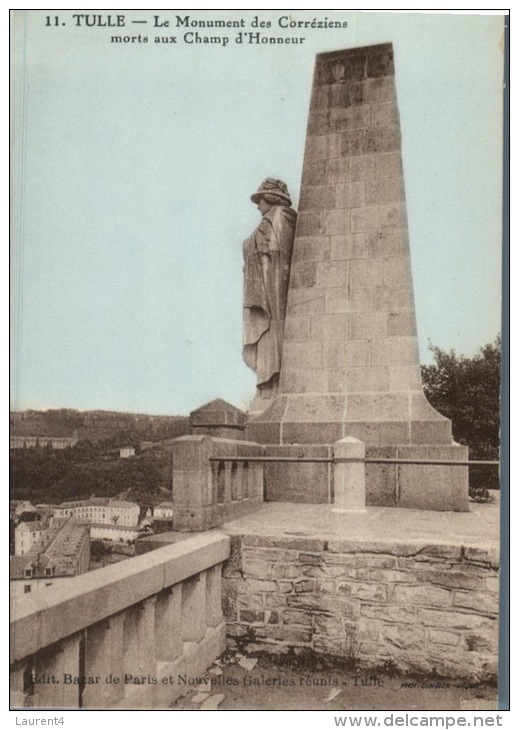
[[248, 44, 468, 511]]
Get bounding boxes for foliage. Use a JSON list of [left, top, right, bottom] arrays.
[[10, 408, 189, 447], [421, 336, 501, 494], [17, 511, 40, 522], [90, 540, 112, 558], [10, 443, 172, 506]]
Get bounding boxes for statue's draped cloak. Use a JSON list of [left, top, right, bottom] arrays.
[[243, 205, 296, 389]]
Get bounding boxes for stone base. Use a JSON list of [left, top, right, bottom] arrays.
[[264, 444, 333, 503], [247, 388, 468, 511], [367, 443, 469, 511], [261, 442, 468, 512], [247, 391, 453, 446], [248, 396, 276, 417]]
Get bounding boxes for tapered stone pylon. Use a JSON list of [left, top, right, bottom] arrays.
[[248, 44, 468, 511]]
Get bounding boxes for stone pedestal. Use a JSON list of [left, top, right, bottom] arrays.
[[247, 44, 468, 511]]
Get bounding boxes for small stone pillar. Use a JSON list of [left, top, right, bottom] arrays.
[[83, 614, 125, 708], [332, 436, 367, 513], [205, 565, 224, 628], [181, 572, 207, 642], [9, 661, 27, 708], [139, 597, 158, 675], [155, 585, 183, 662], [33, 634, 81, 708]]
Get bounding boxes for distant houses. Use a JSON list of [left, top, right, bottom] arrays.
[[119, 446, 136, 458], [14, 520, 47, 556], [10, 500, 37, 520], [11, 497, 146, 598], [90, 524, 140, 542], [53, 497, 140, 527], [10, 518, 90, 596], [153, 502, 173, 519], [10, 431, 79, 449]]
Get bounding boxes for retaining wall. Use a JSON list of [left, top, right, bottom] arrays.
[[223, 535, 499, 680]]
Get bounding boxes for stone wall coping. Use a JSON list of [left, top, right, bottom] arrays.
[[174, 434, 263, 448], [10, 532, 230, 663], [221, 503, 499, 552], [223, 527, 499, 561]]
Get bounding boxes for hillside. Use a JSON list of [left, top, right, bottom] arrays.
[[10, 408, 189, 446], [10, 442, 173, 507], [9, 408, 189, 507]]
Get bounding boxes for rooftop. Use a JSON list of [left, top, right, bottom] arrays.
[[10, 518, 90, 580], [58, 497, 139, 509]]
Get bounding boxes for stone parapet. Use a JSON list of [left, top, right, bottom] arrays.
[[171, 435, 265, 531], [264, 443, 333, 503], [10, 532, 230, 709], [259, 438, 468, 511]]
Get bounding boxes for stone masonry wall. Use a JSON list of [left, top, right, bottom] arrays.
[[222, 536, 499, 681]]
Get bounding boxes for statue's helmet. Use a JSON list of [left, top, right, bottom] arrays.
[[251, 178, 292, 206]]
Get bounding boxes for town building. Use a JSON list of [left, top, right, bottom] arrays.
[[53, 497, 140, 527], [90, 524, 140, 543], [10, 518, 90, 597], [14, 520, 47, 556], [153, 502, 173, 519], [10, 432, 79, 449], [10, 500, 37, 520], [119, 446, 135, 458]]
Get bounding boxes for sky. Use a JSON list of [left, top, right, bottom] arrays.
[[10, 10, 505, 415]]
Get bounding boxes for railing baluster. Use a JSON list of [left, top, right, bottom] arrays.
[[205, 565, 223, 628], [83, 614, 124, 708], [34, 634, 81, 708], [181, 572, 207, 643], [155, 585, 183, 662]]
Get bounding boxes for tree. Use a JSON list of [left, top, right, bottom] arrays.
[[421, 336, 501, 496], [90, 540, 111, 558], [17, 511, 40, 522]]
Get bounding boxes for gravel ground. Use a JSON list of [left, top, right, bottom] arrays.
[[170, 649, 497, 711]]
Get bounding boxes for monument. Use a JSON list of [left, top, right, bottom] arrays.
[[246, 44, 469, 511]]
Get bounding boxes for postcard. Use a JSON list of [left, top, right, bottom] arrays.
[[10, 10, 506, 714]]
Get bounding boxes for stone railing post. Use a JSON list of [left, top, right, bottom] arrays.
[[235, 462, 245, 501], [332, 436, 367, 513], [249, 462, 264, 499], [9, 662, 28, 708], [171, 436, 215, 530], [155, 585, 183, 662], [205, 564, 223, 628], [10, 533, 231, 710], [138, 596, 158, 675], [33, 634, 81, 708], [84, 613, 125, 708], [224, 461, 233, 503], [181, 572, 207, 642]]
